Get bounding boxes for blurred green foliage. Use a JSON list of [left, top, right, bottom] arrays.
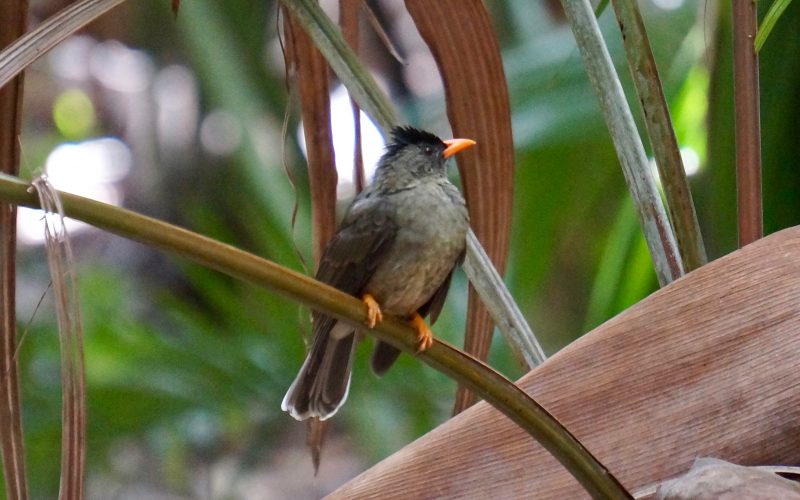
[[9, 0, 800, 496]]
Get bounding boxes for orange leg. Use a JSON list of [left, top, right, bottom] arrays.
[[361, 293, 383, 329], [410, 313, 434, 352]]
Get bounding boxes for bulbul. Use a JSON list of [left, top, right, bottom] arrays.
[[282, 126, 475, 421]]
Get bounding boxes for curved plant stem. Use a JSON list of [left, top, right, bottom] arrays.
[[0, 173, 631, 499]]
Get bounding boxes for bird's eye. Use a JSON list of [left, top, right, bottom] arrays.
[[422, 145, 435, 156]]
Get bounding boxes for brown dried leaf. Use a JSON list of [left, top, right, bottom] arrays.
[[405, 0, 514, 413], [283, 7, 337, 263], [330, 226, 800, 497], [32, 177, 87, 500], [655, 459, 800, 500], [307, 416, 328, 475], [283, 6, 338, 471], [0, 0, 30, 496]]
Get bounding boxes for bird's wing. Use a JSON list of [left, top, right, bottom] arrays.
[[418, 248, 465, 324], [315, 195, 397, 293], [312, 195, 398, 334]]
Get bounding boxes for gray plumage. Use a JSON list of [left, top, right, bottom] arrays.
[[282, 127, 470, 421]]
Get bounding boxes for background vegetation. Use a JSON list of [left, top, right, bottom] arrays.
[[8, 0, 799, 497]]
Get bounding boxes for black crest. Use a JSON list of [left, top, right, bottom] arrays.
[[384, 126, 444, 159]]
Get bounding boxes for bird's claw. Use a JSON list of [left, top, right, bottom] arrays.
[[362, 293, 383, 329], [411, 313, 434, 352]]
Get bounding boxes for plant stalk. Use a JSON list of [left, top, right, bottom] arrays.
[[732, 0, 763, 247], [0, 0, 29, 495], [610, 0, 707, 271], [560, 0, 684, 285]]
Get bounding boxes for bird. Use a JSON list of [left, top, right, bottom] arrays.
[[281, 126, 475, 421]]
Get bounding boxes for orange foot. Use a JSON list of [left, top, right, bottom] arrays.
[[410, 313, 434, 352], [361, 293, 383, 328]]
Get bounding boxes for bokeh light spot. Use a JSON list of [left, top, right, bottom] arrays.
[[297, 85, 385, 199], [18, 137, 132, 245], [53, 88, 96, 140]]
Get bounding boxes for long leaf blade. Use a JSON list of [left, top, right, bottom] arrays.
[[31, 177, 87, 500], [755, 0, 794, 52], [283, 11, 337, 265], [283, 7, 338, 472], [0, 0, 128, 91]]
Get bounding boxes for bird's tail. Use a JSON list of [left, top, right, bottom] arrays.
[[281, 322, 357, 421]]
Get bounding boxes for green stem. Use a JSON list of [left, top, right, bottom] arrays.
[[560, 0, 684, 285], [0, 173, 630, 499], [611, 0, 707, 271], [755, 0, 793, 52]]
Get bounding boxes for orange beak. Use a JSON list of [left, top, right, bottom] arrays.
[[442, 138, 476, 159]]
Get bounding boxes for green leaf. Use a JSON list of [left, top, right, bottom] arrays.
[[755, 0, 793, 52]]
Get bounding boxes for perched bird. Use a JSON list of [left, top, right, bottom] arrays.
[[282, 126, 475, 421]]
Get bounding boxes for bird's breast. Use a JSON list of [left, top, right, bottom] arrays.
[[365, 182, 468, 316]]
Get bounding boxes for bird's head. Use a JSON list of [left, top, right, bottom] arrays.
[[375, 126, 476, 184]]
